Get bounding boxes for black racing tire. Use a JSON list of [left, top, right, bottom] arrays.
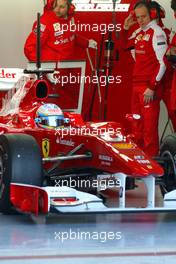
[[0, 134, 42, 213], [160, 134, 176, 193]]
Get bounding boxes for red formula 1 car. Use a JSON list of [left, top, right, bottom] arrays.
[[0, 62, 175, 216]]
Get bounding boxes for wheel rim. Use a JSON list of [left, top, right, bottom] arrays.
[[161, 150, 176, 191]]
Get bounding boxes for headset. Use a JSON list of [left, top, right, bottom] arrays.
[[132, 0, 165, 20]]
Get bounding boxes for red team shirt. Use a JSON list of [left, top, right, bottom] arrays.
[[24, 10, 88, 61], [125, 20, 167, 156], [127, 20, 167, 89]]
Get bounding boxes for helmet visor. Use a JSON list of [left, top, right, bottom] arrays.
[[41, 116, 64, 127]]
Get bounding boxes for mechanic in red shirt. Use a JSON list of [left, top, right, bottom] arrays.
[[168, 0, 176, 112], [124, 1, 176, 131], [123, 1, 167, 157], [24, 0, 97, 61], [153, 2, 176, 131]]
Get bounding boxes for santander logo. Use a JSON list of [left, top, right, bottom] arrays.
[[72, 0, 130, 12], [0, 68, 24, 91], [0, 69, 16, 79]]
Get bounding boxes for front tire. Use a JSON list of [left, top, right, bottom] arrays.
[[0, 134, 42, 213], [160, 134, 176, 193]]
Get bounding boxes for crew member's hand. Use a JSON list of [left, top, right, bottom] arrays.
[[166, 46, 176, 56], [88, 39, 97, 49], [143, 88, 155, 104], [123, 12, 137, 30], [166, 46, 176, 67]]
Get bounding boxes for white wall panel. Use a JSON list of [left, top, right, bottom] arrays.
[[0, 0, 43, 67]]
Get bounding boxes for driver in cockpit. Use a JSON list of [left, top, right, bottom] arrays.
[[35, 103, 65, 129]]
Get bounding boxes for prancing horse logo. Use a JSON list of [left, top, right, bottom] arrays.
[[42, 138, 50, 158]]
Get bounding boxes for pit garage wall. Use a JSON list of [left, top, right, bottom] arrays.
[[0, 0, 175, 127]]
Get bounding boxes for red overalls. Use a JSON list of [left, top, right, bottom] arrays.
[[130, 21, 167, 156]]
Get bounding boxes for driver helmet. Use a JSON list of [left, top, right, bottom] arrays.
[[35, 103, 64, 129]]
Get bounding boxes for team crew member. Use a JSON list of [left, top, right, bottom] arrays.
[[125, 1, 176, 131], [124, 1, 167, 157], [152, 1, 176, 131], [24, 0, 97, 61], [168, 0, 176, 111]]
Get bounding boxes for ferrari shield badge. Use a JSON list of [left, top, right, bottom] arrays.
[[42, 138, 50, 158], [53, 22, 60, 31]]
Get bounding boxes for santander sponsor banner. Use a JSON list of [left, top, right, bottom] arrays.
[[0, 68, 24, 90], [72, 0, 130, 12], [0, 68, 24, 82]]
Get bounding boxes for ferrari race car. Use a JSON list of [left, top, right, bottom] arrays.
[[0, 63, 176, 217]]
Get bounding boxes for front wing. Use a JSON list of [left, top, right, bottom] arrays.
[[10, 173, 176, 215]]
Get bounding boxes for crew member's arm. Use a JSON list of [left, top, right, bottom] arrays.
[[75, 34, 96, 49], [123, 13, 139, 58], [166, 34, 176, 64], [150, 30, 168, 89], [70, 17, 97, 49], [144, 29, 167, 104], [24, 19, 49, 61]]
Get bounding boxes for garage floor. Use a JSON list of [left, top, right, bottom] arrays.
[[0, 184, 176, 264]]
